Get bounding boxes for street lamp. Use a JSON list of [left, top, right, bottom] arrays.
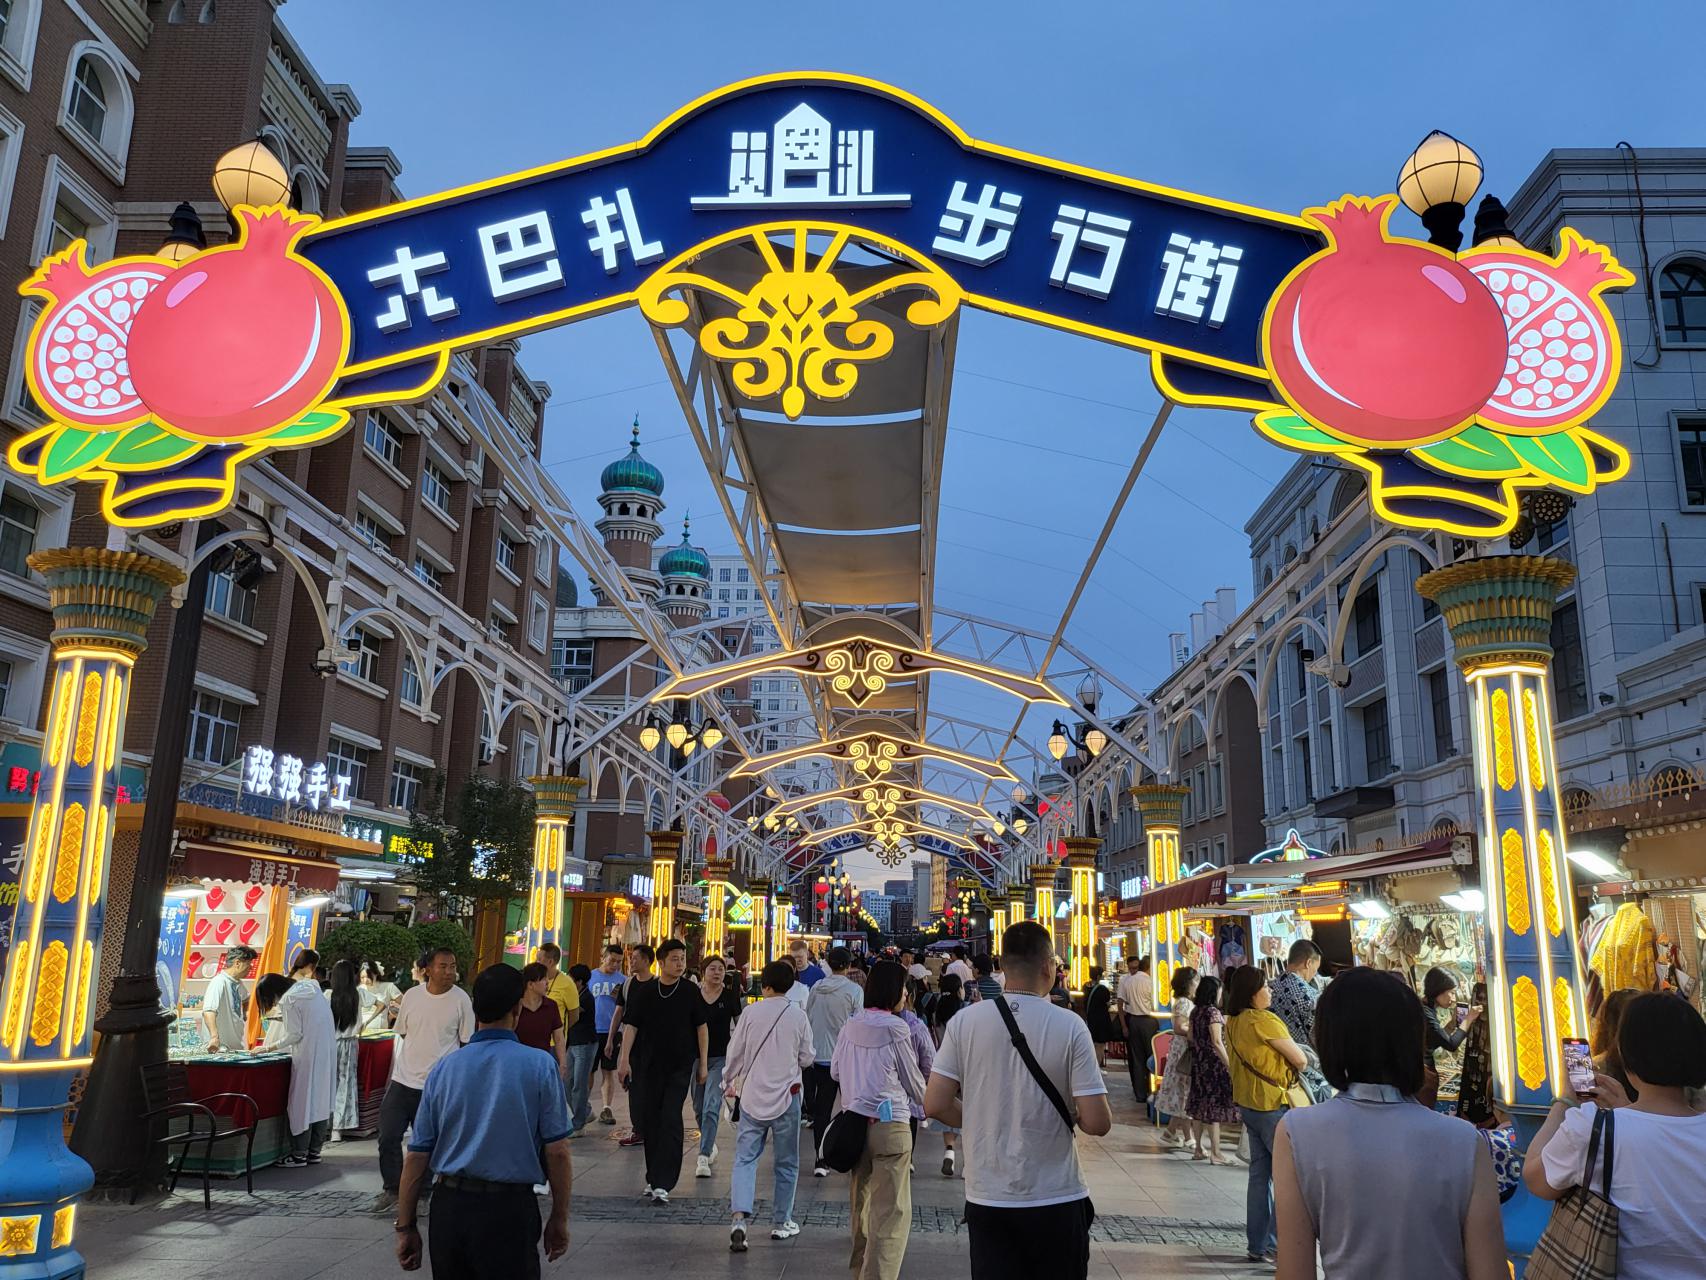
[[638, 700, 725, 758], [1047, 719, 1106, 764], [1398, 130, 1483, 251]]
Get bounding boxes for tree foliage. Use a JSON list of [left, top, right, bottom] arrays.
[[410, 920, 477, 987], [406, 771, 537, 909], [317, 918, 416, 982]]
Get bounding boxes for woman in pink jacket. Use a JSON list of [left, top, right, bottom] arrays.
[[831, 960, 928, 1280]]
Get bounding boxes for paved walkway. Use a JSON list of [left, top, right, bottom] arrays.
[[78, 1067, 1264, 1279]]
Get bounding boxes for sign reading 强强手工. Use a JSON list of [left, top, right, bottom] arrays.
[[6, 73, 1634, 537]]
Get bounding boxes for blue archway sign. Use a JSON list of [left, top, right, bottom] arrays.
[[304, 73, 1321, 390]]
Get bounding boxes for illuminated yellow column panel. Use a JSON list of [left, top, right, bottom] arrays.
[[0, 549, 181, 1280], [1062, 837, 1100, 990], [524, 776, 584, 956], [702, 857, 734, 958], [991, 901, 1008, 941], [1008, 886, 1029, 939], [746, 876, 771, 969], [1419, 556, 1584, 1113], [1029, 862, 1057, 954], [770, 889, 791, 962], [1131, 784, 1189, 1001], [647, 830, 682, 948]]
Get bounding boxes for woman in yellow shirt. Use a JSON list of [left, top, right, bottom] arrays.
[[1225, 965, 1308, 1265]]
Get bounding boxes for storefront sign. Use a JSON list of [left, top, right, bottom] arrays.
[[676, 882, 705, 910], [728, 892, 755, 926], [177, 842, 341, 894], [336, 815, 435, 863], [6, 76, 1633, 538], [1119, 875, 1148, 901], [627, 874, 654, 901], [0, 816, 24, 973], [241, 745, 352, 811], [156, 899, 192, 1008], [284, 905, 318, 972]]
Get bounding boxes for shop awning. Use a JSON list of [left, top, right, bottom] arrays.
[[1300, 833, 1470, 882], [1122, 870, 1231, 921], [177, 841, 341, 893]]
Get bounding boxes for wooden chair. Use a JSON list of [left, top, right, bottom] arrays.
[[135, 1060, 258, 1209]]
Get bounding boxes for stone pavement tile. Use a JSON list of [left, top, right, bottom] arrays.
[[264, 1238, 400, 1280]]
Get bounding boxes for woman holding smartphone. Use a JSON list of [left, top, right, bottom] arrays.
[[1422, 968, 1481, 1065]]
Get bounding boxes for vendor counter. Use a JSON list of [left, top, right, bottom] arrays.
[[171, 1035, 394, 1173]]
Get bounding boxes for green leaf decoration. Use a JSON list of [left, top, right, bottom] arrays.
[[1506, 430, 1593, 493], [1410, 424, 1524, 477], [1252, 411, 1363, 454], [263, 409, 348, 445], [40, 426, 121, 483], [104, 422, 202, 469]]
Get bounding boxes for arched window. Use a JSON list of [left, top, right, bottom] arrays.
[[1649, 764, 1696, 797], [1561, 786, 1595, 816], [67, 55, 107, 140], [198, 0, 216, 22], [1658, 260, 1706, 345], [59, 45, 132, 176], [167, 0, 187, 21], [616, 502, 629, 516], [1262, 564, 1274, 589], [1329, 471, 1365, 520]]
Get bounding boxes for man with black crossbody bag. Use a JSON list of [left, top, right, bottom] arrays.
[[926, 922, 1113, 1280]]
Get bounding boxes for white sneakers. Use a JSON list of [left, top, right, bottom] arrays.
[[650, 1187, 670, 1204], [941, 1150, 956, 1177], [729, 1223, 748, 1253], [695, 1155, 713, 1178], [770, 1221, 801, 1240]]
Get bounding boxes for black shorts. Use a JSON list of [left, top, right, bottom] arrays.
[[597, 1032, 620, 1073]]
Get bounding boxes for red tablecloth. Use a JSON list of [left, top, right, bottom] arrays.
[[184, 1057, 290, 1121], [357, 1036, 395, 1095]]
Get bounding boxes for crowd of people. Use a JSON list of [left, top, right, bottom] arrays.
[[208, 924, 1706, 1280]]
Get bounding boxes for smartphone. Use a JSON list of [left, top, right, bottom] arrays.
[[1562, 1037, 1596, 1096], [1455, 1002, 1469, 1024]]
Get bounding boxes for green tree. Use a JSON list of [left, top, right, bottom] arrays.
[[317, 919, 417, 982], [405, 772, 537, 913]]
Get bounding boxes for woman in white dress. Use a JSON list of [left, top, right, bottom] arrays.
[[255, 948, 336, 1168], [1154, 967, 1198, 1146], [358, 961, 402, 1032]]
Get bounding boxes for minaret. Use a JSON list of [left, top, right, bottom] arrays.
[[593, 416, 665, 604], [658, 516, 711, 628]]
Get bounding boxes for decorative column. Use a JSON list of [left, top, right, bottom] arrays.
[[1061, 836, 1101, 990], [1008, 885, 1028, 938], [746, 876, 771, 971], [1418, 556, 1584, 1114], [771, 888, 792, 962], [702, 856, 734, 959], [524, 776, 585, 956], [1132, 784, 1189, 1000], [0, 549, 181, 1280], [1029, 861, 1057, 956], [647, 830, 682, 948], [990, 892, 1008, 944]]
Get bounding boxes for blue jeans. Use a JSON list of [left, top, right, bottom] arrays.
[[567, 1041, 597, 1131], [690, 1056, 727, 1156], [1239, 1105, 1286, 1258], [729, 1093, 802, 1226]]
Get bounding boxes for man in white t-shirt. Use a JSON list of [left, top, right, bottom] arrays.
[[945, 946, 974, 986], [926, 921, 1112, 1279], [373, 947, 475, 1213]]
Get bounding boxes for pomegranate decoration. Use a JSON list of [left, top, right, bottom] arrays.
[[126, 207, 348, 441], [1263, 196, 1508, 448], [1464, 232, 1633, 434], [24, 253, 170, 430]]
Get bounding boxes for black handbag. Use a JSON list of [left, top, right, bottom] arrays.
[[818, 1107, 867, 1172]]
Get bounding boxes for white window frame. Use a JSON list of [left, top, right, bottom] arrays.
[[339, 624, 382, 685], [326, 735, 373, 800], [421, 459, 453, 516], [362, 410, 404, 468], [399, 653, 424, 708], [528, 594, 548, 651], [495, 532, 518, 577], [0, 101, 24, 240], [533, 536, 552, 584], [31, 155, 116, 267], [0, 624, 45, 726], [0, 0, 43, 92], [411, 556, 444, 591], [57, 42, 133, 183], [389, 758, 424, 812]]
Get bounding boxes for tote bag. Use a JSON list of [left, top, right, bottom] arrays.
[[1525, 1107, 1617, 1280]]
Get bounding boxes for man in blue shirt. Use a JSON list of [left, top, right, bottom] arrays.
[[586, 945, 627, 1126], [394, 965, 572, 1278]]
